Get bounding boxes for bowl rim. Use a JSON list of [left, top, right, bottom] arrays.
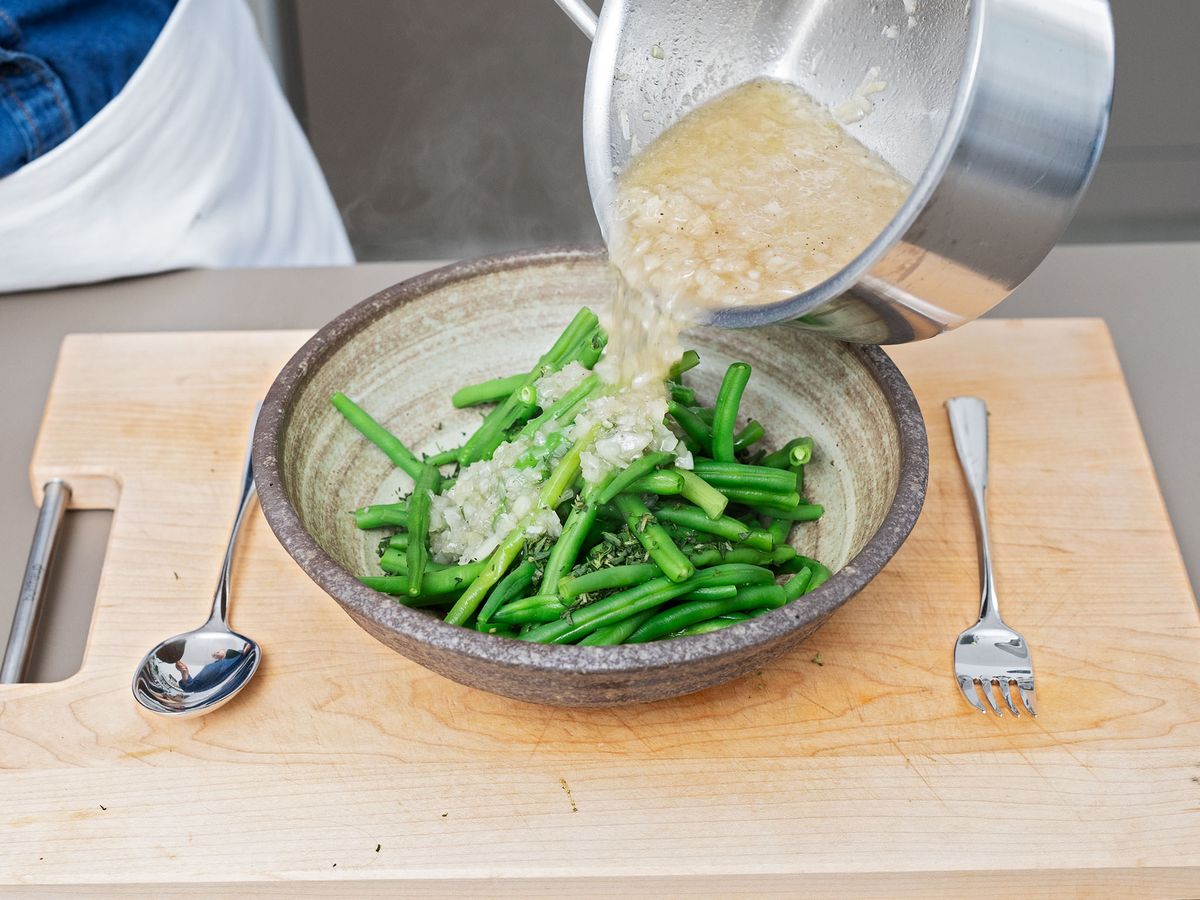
[[253, 246, 928, 676]]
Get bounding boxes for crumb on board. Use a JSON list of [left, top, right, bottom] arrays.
[[559, 778, 579, 813], [811, 652, 824, 666]]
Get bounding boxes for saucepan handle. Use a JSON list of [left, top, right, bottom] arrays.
[[1, 479, 71, 683], [551, 0, 598, 40]]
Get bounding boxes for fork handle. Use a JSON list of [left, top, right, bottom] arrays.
[[946, 397, 1000, 623]]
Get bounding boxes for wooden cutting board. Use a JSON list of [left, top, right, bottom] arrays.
[[2, 320, 1198, 896]]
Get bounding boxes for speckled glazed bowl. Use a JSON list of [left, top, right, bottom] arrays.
[[253, 248, 927, 706]]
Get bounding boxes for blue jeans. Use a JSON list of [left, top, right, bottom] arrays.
[[0, 0, 176, 177]]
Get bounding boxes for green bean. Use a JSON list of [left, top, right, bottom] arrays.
[[558, 563, 662, 600], [475, 384, 539, 461], [730, 583, 789, 609], [652, 505, 773, 550], [377, 552, 457, 574], [378, 554, 462, 575], [779, 555, 832, 591], [353, 502, 409, 530], [458, 308, 598, 465], [425, 447, 463, 467], [540, 425, 597, 507], [478, 623, 520, 638], [444, 426, 595, 626], [766, 517, 791, 547], [770, 544, 797, 564], [519, 563, 775, 644], [517, 373, 601, 439], [361, 559, 486, 597], [624, 470, 685, 496], [331, 393, 424, 481], [668, 349, 700, 381], [553, 392, 594, 433], [669, 613, 752, 637], [355, 587, 458, 609], [377, 547, 410, 573], [667, 401, 713, 455], [691, 461, 798, 493], [476, 560, 537, 628], [742, 501, 823, 521], [733, 420, 765, 452], [575, 326, 609, 369], [676, 468, 728, 519], [669, 383, 696, 406], [626, 584, 787, 643], [402, 465, 439, 596], [579, 607, 662, 646], [693, 406, 716, 425], [686, 544, 795, 568], [387, 532, 409, 550], [539, 501, 601, 594], [720, 486, 802, 511], [596, 451, 675, 505], [761, 437, 815, 469], [612, 494, 695, 583], [678, 585, 739, 602], [451, 372, 526, 408], [711, 362, 751, 462], [491, 594, 566, 625], [782, 566, 813, 602]]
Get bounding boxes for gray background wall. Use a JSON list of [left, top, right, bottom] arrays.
[[263, 0, 1199, 260]]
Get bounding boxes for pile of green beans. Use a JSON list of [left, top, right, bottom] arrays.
[[332, 307, 832, 644]]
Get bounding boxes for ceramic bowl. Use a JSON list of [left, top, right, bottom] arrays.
[[253, 248, 927, 706]]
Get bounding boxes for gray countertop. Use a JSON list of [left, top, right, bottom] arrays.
[[2, 245, 1196, 681]]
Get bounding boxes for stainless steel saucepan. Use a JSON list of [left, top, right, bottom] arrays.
[[555, 0, 1115, 343]]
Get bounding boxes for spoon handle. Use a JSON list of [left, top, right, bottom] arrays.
[[207, 404, 261, 629]]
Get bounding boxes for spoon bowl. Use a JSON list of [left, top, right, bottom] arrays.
[[133, 628, 261, 717]]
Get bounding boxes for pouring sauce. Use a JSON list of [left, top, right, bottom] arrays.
[[602, 77, 912, 387]]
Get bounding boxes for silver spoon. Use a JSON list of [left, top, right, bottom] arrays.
[[132, 407, 262, 716]]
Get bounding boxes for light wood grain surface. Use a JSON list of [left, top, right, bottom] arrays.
[[2, 320, 1198, 894]]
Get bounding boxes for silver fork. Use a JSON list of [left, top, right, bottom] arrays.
[[946, 397, 1036, 717]]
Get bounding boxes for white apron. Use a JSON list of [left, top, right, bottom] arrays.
[[0, 0, 353, 293]]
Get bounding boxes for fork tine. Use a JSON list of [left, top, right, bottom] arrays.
[[1017, 680, 1037, 717], [957, 675, 986, 713], [998, 679, 1020, 717], [976, 677, 1002, 715]]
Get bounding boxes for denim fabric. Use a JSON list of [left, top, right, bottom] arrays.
[[0, 0, 175, 177]]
